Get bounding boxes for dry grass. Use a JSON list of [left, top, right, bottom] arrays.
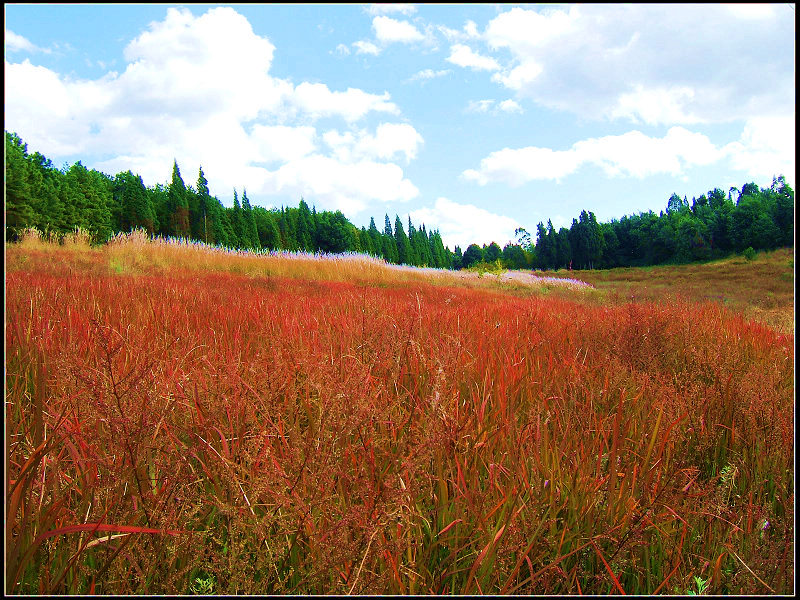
[[534, 248, 795, 334], [5, 233, 794, 595]]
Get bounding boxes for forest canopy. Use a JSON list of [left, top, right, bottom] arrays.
[[5, 131, 794, 270]]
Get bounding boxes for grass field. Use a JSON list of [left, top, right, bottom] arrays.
[[537, 248, 795, 334], [5, 231, 794, 594]]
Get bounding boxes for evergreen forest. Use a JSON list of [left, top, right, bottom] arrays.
[[5, 131, 794, 270]]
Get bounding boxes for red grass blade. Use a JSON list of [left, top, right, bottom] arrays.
[[591, 540, 626, 595]]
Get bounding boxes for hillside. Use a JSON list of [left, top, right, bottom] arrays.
[[5, 233, 794, 595]]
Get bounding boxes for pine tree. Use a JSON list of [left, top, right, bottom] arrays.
[[360, 226, 373, 255], [230, 189, 244, 249], [28, 150, 65, 236], [115, 171, 156, 234], [241, 189, 260, 250], [394, 215, 410, 264], [368, 217, 382, 256], [384, 214, 393, 237], [253, 207, 282, 250], [167, 160, 190, 239], [5, 132, 35, 239], [196, 166, 213, 244], [297, 198, 315, 251]]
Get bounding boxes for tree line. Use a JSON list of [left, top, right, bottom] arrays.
[[5, 131, 794, 271]]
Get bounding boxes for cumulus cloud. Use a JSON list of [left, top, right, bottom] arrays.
[[463, 127, 727, 186], [5, 30, 49, 53], [292, 82, 399, 122], [723, 116, 796, 184], [263, 156, 419, 215], [4, 6, 419, 215], [609, 85, 703, 126], [437, 20, 481, 42], [372, 16, 425, 45], [497, 99, 523, 113], [353, 40, 381, 55], [353, 15, 431, 57], [323, 123, 424, 164], [407, 68, 451, 82], [366, 4, 416, 16], [466, 99, 494, 113], [250, 125, 317, 163], [409, 197, 520, 250], [446, 43, 500, 71], [725, 4, 775, 19], [465, 99, 523, 115], [482, 4, 794, 125]]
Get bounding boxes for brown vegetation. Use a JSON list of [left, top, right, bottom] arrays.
[[5, 233, 794, 594]]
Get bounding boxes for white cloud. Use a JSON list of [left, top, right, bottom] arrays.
[[465, 99, 523, 115], [407, 68, 451, 82], [482, 4, 794, 125], [610, 85, 703, 126], [334, 43, 350, 56], [725, 4, 775, 19], [573, 127, 723, 178], [372, 16, 425, 45], [409, 197, 520, 250], [5, 30, 49, 53], [486, 6, 578, 53], [292, 82, 399, 122], [724, 116, 796, 184], [366, 4, 416, 16], [497, 99, 522, 114], [466, 99, 494, 113], [438, 20, 482, 42], [463, 146, 581, 186], [4, 6, 420, 215], [463, 127, 727, 186], [353, 40, 381, 55], [491, 61, 542, 90], [463, 21, 480, 39], [323, 123, 424, 164], [250, 125, 317, 163], [446, 43, 500, 71], [4, 59, 92, 155], [353, 14, 434, 58], [263, 156, 419, 215]]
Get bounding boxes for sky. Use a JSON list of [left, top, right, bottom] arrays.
[[4, 3, 796, 250]]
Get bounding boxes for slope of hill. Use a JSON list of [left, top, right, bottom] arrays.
[[5, 233, 794, 595]]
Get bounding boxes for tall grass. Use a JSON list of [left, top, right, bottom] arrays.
[[5, 234, 794, 594], [540, 248, 795, 333]]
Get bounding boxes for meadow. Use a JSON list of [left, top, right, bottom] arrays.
[[5, 231, 794, 594]]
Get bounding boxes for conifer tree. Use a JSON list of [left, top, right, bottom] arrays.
[[241, 189, 260, 250], [28, 151, 64, 235], [115, 171, 156, 234], [368, 217, 382, 256], [297, 198, 315, 251], [394, 215, 410, 264], [5, 132, 35, 239], [230, 189, 244, 249], [360, 225, 373, 255], [167, 160, 190, 239], [195, 167, 213, 244]]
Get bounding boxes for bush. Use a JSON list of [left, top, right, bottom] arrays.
[[743, 246, 756, 261]]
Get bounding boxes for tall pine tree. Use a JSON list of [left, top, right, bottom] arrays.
[[166, 160, 190, 239]]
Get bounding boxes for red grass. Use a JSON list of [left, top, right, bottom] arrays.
[[5, 240, 794, 594]]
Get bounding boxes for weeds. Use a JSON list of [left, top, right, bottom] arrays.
[[5, 235, 794, 594]]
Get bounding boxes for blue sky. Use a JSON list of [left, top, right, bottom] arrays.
[[5, 3, 795, 250]]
